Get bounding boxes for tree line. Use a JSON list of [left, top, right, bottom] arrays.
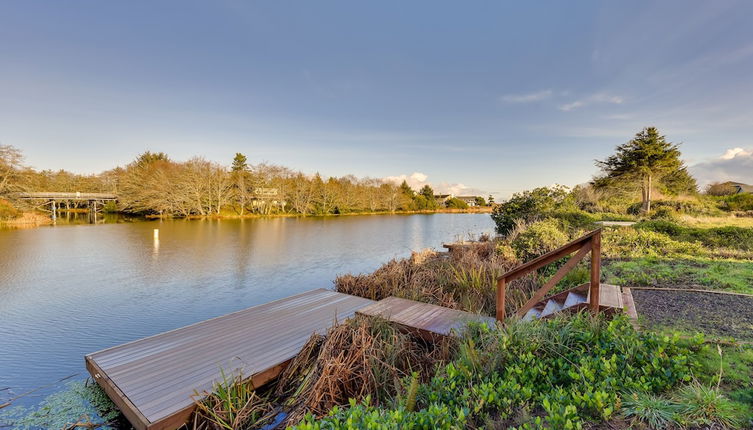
[[0, 146, 484, 217]]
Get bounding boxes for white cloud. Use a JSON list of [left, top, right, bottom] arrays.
[[559, 100, 585, 112], [382, 172, 484, 196], [500, 90, 552, 103], [559, 92, 624, 111], [690, 147, 753, 187]]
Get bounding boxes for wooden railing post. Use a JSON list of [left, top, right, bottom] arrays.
[[496, 277, 506, 322], [589, 231, 601, 313]]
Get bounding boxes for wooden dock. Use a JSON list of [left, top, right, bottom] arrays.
[[357, 296, 496, 340], [86, 289, 373, 430]]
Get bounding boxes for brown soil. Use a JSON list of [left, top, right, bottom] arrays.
[[631, 289, 753, 341]]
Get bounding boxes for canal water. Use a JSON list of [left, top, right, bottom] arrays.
[[0, 213, 494, 415]]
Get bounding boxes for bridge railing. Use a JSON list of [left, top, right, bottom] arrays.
[[15, 192, 118, 200], [495, 229, 602, 322]]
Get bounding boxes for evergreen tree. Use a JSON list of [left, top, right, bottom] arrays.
[[399, 180, 415, 198], [231, 153, 250, 215], [419, 185, 438, 209], [595, 127, 696, 212]]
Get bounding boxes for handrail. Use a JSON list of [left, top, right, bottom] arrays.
[[496, 229, 602, 322]]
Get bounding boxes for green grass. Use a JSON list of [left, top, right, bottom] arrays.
[[603, 257, 753, 294]]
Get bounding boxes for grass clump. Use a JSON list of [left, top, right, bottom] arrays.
[[675, 382, 743, 428], [621, 391, 679, 428], [274, 316, 453, 425], [192, 371, 275, 430]]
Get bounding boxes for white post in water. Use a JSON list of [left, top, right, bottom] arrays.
[[153, 229, 159, 240]]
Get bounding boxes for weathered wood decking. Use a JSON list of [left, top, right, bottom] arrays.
[[86, 289, 373, 430], [357, 296, 496, 340]]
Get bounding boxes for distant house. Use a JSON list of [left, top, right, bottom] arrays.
[[433, 194, 452, 204], [722, 182, 753, 194], [433, 194, 483, 207], [455, 196, 480, 207]]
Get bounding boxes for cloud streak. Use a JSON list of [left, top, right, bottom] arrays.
[[501, 90, 552, 103], [559, 93, 624, 111]]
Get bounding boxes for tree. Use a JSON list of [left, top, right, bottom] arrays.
[[418, 185, 438, 210], [398, 180, 415, 198], [487, 195, 495, 205], [474, 196, 487, 206], [231, 153, 250, 215], [491, 186, 569, 235], [0, 145, 24, 196], [595, 127, 694, 212]]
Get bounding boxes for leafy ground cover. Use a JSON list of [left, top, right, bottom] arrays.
[[292, 315, 750, 429]]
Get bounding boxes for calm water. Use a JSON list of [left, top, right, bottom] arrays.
[[0, 214, 493, 409]]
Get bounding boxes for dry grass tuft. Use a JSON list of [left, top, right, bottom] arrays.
[[274, 316, 453, 424], [335, 242, 539, 317]]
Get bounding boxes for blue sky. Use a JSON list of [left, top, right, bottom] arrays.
[[1, 1, 752, 197]]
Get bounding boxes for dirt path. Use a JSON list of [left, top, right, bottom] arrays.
[[631, 289, 753, 341]]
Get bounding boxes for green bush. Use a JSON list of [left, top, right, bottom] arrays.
[[627, 198, 720, 217], [551, 210, 598, 228], [636, 220, 753, 251], [511, 219, 570, 261], [602, 228, 706, 258], [294, 398, 466, 429], [491, 186, 571, 235], [445, 197, 469, 210], [721, 193, 753, 211]]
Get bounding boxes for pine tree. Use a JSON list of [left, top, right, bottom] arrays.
[[231, 153, 250, 215], [595, 127, 696, 212]]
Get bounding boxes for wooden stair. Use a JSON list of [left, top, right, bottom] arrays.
[[522, 283, 636, 321]]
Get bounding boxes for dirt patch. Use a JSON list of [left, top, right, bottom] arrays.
[[632, 289, 753, 341]]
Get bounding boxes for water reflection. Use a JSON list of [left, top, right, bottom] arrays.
[[0, 214, 494, 410]]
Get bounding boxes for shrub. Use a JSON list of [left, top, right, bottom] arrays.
[[511, 218, 570, 261], [491, 186, 571, 235], [551, 210, 598, 228], [602, 227, 706, 258], [445, 197, 469, 210], [636, 220, 753, 251], [725, 193, 753, 211], [0, 198, 20, 220]]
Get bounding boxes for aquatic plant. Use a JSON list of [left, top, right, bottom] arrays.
[[0, 380, 119, 430]]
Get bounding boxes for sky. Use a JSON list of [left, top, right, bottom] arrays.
[[1, 1, 752, 198]]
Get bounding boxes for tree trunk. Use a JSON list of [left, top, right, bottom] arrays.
[[646, 174, 652, 212]]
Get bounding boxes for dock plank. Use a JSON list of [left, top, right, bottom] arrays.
[[86, 289, 373, 430], [356, 296, 496, 339]]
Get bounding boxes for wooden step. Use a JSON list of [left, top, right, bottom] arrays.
[[586, 284, 623, 310], [540, 299, 564, 318], [563, 292, 587, 309], [522, 307, 542, 321]]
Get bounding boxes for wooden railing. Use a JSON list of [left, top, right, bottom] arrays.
[[496, 229, 602, 322]]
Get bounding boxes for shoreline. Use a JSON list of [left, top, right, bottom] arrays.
[[0, 207, 493, 228]]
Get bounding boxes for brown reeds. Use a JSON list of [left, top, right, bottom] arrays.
[[274, 316, 454, 424], [335, 242, 540, 317]]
